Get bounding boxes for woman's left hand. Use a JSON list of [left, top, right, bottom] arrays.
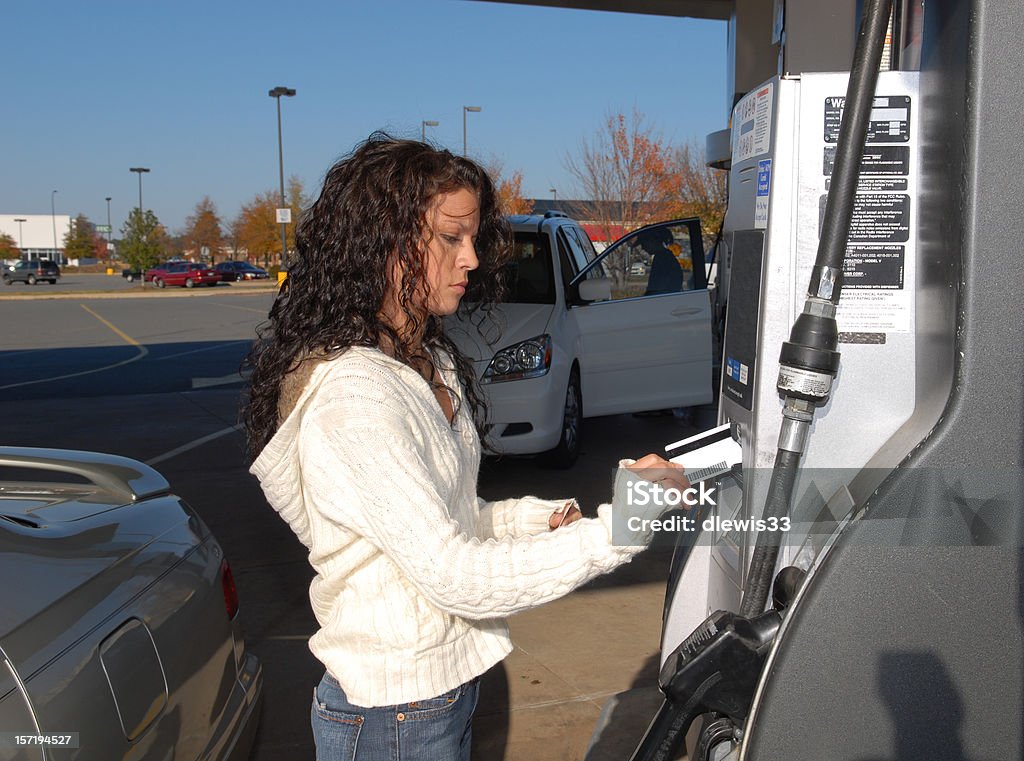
[[549, 499, 582, 530]]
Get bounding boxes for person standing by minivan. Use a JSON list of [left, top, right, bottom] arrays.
[[243, 133, 687, 761]]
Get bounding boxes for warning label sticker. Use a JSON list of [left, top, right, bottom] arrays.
[[826, 177, 908, 193], [819, 194, 910, 243], [814, 89, 915, 335]]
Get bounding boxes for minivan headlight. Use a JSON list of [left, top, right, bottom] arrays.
[[482, 335, 552, 384]]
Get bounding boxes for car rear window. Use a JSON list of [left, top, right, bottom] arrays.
[[504, 233, 555, 304]]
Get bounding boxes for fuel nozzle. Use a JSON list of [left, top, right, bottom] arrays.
[[629, 610, 781, 761]]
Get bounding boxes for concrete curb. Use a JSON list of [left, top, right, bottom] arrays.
[[0, 284, 278, 301]]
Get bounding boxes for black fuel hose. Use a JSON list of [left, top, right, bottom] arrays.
[[739, 449, 801, 618], [743, 0, 894, 618]]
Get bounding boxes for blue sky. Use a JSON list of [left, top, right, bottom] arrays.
[[5, 0, 727, 233]]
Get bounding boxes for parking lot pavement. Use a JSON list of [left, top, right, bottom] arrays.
[[1, 293, 708, 761]]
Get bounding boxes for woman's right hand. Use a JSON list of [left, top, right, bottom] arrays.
[[625, 453, 690, 493]]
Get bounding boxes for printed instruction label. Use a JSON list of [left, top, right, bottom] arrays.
[[732, 83, 774, 164], [821, 91, 915, 334], [824, 145, 910, 176]]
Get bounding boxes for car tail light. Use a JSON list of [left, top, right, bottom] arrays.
[[221, 558, 240, 619]]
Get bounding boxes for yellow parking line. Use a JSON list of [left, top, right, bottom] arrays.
[[80, 304, 144, 347], [0, 305, 148, 391]]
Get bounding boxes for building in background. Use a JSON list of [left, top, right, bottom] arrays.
[[0, 214, 71, 262]]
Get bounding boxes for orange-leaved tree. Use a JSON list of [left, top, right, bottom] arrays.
[[564, 109, 674, 285], [663, 141, 728, 251], [184, 197, 226, 264], [285, 176, 309, 255], [486, 160, 534, 216], [233, 192, 279, 268]]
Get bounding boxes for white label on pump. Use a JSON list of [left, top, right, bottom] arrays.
[[777, 366, 832, 397], [732, 83, 774, 164], [755, 159, 772, 229]]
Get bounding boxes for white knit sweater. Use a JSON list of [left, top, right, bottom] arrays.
[[250, 346, 658, 707]]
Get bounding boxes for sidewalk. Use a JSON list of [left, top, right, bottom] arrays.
[[472, 549, 674, 761]]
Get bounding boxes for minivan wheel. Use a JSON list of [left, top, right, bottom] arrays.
[[185, 278, 195, 288], [27, 274, 37, 285], [155, 278, 165, 289], [126, 273, 134, 282], [542, 368, 582, 469]]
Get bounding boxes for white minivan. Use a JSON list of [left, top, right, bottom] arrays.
[[446, 212, 714, 467]]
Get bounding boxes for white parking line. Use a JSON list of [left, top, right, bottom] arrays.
[[0, 304, 149, 391], [209, 301, 271, 315], [146, 424, 244, 466], [155, 340, 252, 361]]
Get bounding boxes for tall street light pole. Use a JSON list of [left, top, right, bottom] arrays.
[[51, 190, 58, 262], [129, 167, 150, 217], [462, 106, 481, 156], [129, 169, 150, 288], [421, 120, 439, 142], [105, 197, 113, 262], [550, 188, 557, 203], [269, 86, 296, 270], [14, 218, 26, 260]]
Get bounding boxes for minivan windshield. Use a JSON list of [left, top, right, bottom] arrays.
[[503, 232, 555, 304]]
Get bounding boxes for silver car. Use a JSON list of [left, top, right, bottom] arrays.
[[0, 448, 262, 760]]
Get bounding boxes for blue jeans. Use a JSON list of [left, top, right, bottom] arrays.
[[311, 671, 480, 761]]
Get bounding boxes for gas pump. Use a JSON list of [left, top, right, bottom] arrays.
[[625, 0, 1024, 759]]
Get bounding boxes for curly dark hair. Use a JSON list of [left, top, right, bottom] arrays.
[[242, 132, 510, 461]]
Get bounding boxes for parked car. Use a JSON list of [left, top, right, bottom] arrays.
[[214, 261, 270, 281], [0, 447, 262, 760], [3, 260, 60, 285], [122, 267, 142, 282], [145, 261, 222, 288], [445, 212, 713, 467]]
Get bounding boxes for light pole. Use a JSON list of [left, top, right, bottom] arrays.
[[129, 169, 150, 287], [13, 218, 26, 260], [129, 168, 150, 217], [269, 86, 296, 270], [462, 106, 481, 156], [550, 188, 557, 204], [50, 190, 58, 263], [421, 120, 439, 142], [105, 197, 112, 262]]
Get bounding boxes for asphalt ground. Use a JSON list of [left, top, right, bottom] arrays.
[[1, 292, 705, 760]]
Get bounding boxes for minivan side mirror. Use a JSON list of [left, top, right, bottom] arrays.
[[578, 277, 612, 302]]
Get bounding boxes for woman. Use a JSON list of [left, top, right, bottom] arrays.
[[244, 133, 688, 761]]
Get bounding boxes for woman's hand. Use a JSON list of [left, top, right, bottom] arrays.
[[548, 499, 583, 530], [625, 454, 690, 493]]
